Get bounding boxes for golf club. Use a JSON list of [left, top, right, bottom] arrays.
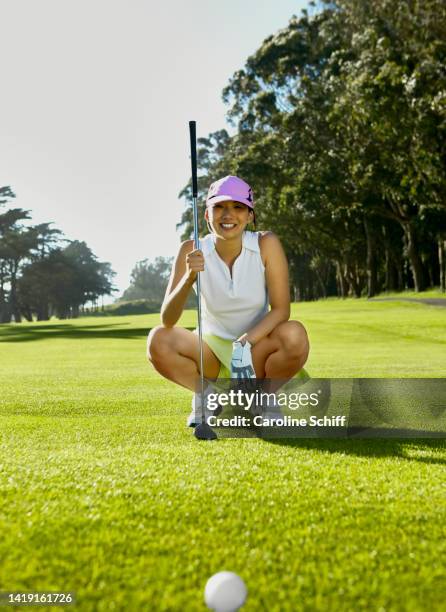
[[189, 120, 217, 441]]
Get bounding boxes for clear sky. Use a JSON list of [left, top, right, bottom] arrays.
[[0, 0, 309, 300]]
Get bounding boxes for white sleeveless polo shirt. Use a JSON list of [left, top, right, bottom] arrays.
[[193, 231, 269, 340]]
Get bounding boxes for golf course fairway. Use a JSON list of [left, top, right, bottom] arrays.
[[1, 298, 445, 611]]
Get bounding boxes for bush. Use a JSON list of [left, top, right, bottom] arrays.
[[81, 299, 161, 317]]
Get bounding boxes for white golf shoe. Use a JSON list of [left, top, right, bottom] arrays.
[[187, 387, 222, 428]]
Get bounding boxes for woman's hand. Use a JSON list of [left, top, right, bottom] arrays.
[[231, 338, 256, 379], [236, 333, 251, 346], [185, 248, 205, 283]]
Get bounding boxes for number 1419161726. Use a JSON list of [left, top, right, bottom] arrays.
[[0, 592, 75, 606]]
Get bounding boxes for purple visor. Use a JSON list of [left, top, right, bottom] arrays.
[[205, 175, 254, 209]]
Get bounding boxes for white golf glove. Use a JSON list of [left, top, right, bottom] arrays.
[[230, 340, 256, 379]]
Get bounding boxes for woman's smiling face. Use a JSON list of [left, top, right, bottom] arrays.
[[205, 201, 253, 238]]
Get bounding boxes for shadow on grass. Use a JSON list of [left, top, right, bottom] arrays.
[[263, 436, 446, 465], [0, 323, 195, 343]]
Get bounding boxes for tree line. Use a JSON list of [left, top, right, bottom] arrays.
[[117, 256, 195, 312], [178, 0, 446, 299], [0, 186, 116, 322]]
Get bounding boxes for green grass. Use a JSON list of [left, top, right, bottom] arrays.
[[370, 288, 446, 299], [0, 300, 445, 611]]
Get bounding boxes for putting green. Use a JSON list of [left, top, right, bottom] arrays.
[[0, 299, 445, 610]]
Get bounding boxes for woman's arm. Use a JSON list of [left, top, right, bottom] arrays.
[[239, 232, 290, 345], [160, 240, 203, 327]]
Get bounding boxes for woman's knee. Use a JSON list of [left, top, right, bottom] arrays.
[[276, 321, 309, 360], [147, 325, 174, 363]]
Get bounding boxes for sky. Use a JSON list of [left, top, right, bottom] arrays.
[[0, 0, 309, 300]]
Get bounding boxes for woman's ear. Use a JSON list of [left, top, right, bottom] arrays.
[[248, 209, 256, 229]]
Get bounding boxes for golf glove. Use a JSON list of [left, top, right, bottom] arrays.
[[230, 340, 256, 379]]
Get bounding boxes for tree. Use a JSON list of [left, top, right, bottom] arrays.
[[332, 0, 446, 291], [121, 257, 173, 303], [18, 241, 116, 320], [18, 250, 75, 321], [1, 187, 117, 321], [59, 241, 116, 317], [0, 204, 36, 322], [177, 0, 446, 298]]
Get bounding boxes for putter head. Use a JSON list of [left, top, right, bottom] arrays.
[[194, 422, 217, 441]]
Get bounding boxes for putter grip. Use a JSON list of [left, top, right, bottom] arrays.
[[189, 121, 198, 197]]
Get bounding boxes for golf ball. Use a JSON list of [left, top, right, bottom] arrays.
[[205, 571, 247, 612]]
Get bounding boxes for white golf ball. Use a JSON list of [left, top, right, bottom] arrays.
[[205, 571, 247, 612]]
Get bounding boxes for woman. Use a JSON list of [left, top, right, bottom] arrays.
[[147, 175, 309, 425]]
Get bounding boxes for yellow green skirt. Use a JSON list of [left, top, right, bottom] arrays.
[[202, 334, 233, 378], [202, 333, 309, 381]]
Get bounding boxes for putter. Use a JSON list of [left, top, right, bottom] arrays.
[[189, 121, 217, 441]]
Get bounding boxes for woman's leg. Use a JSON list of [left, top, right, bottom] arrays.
[[147, 326, 220, 391], [251, 320, 309, 379]]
